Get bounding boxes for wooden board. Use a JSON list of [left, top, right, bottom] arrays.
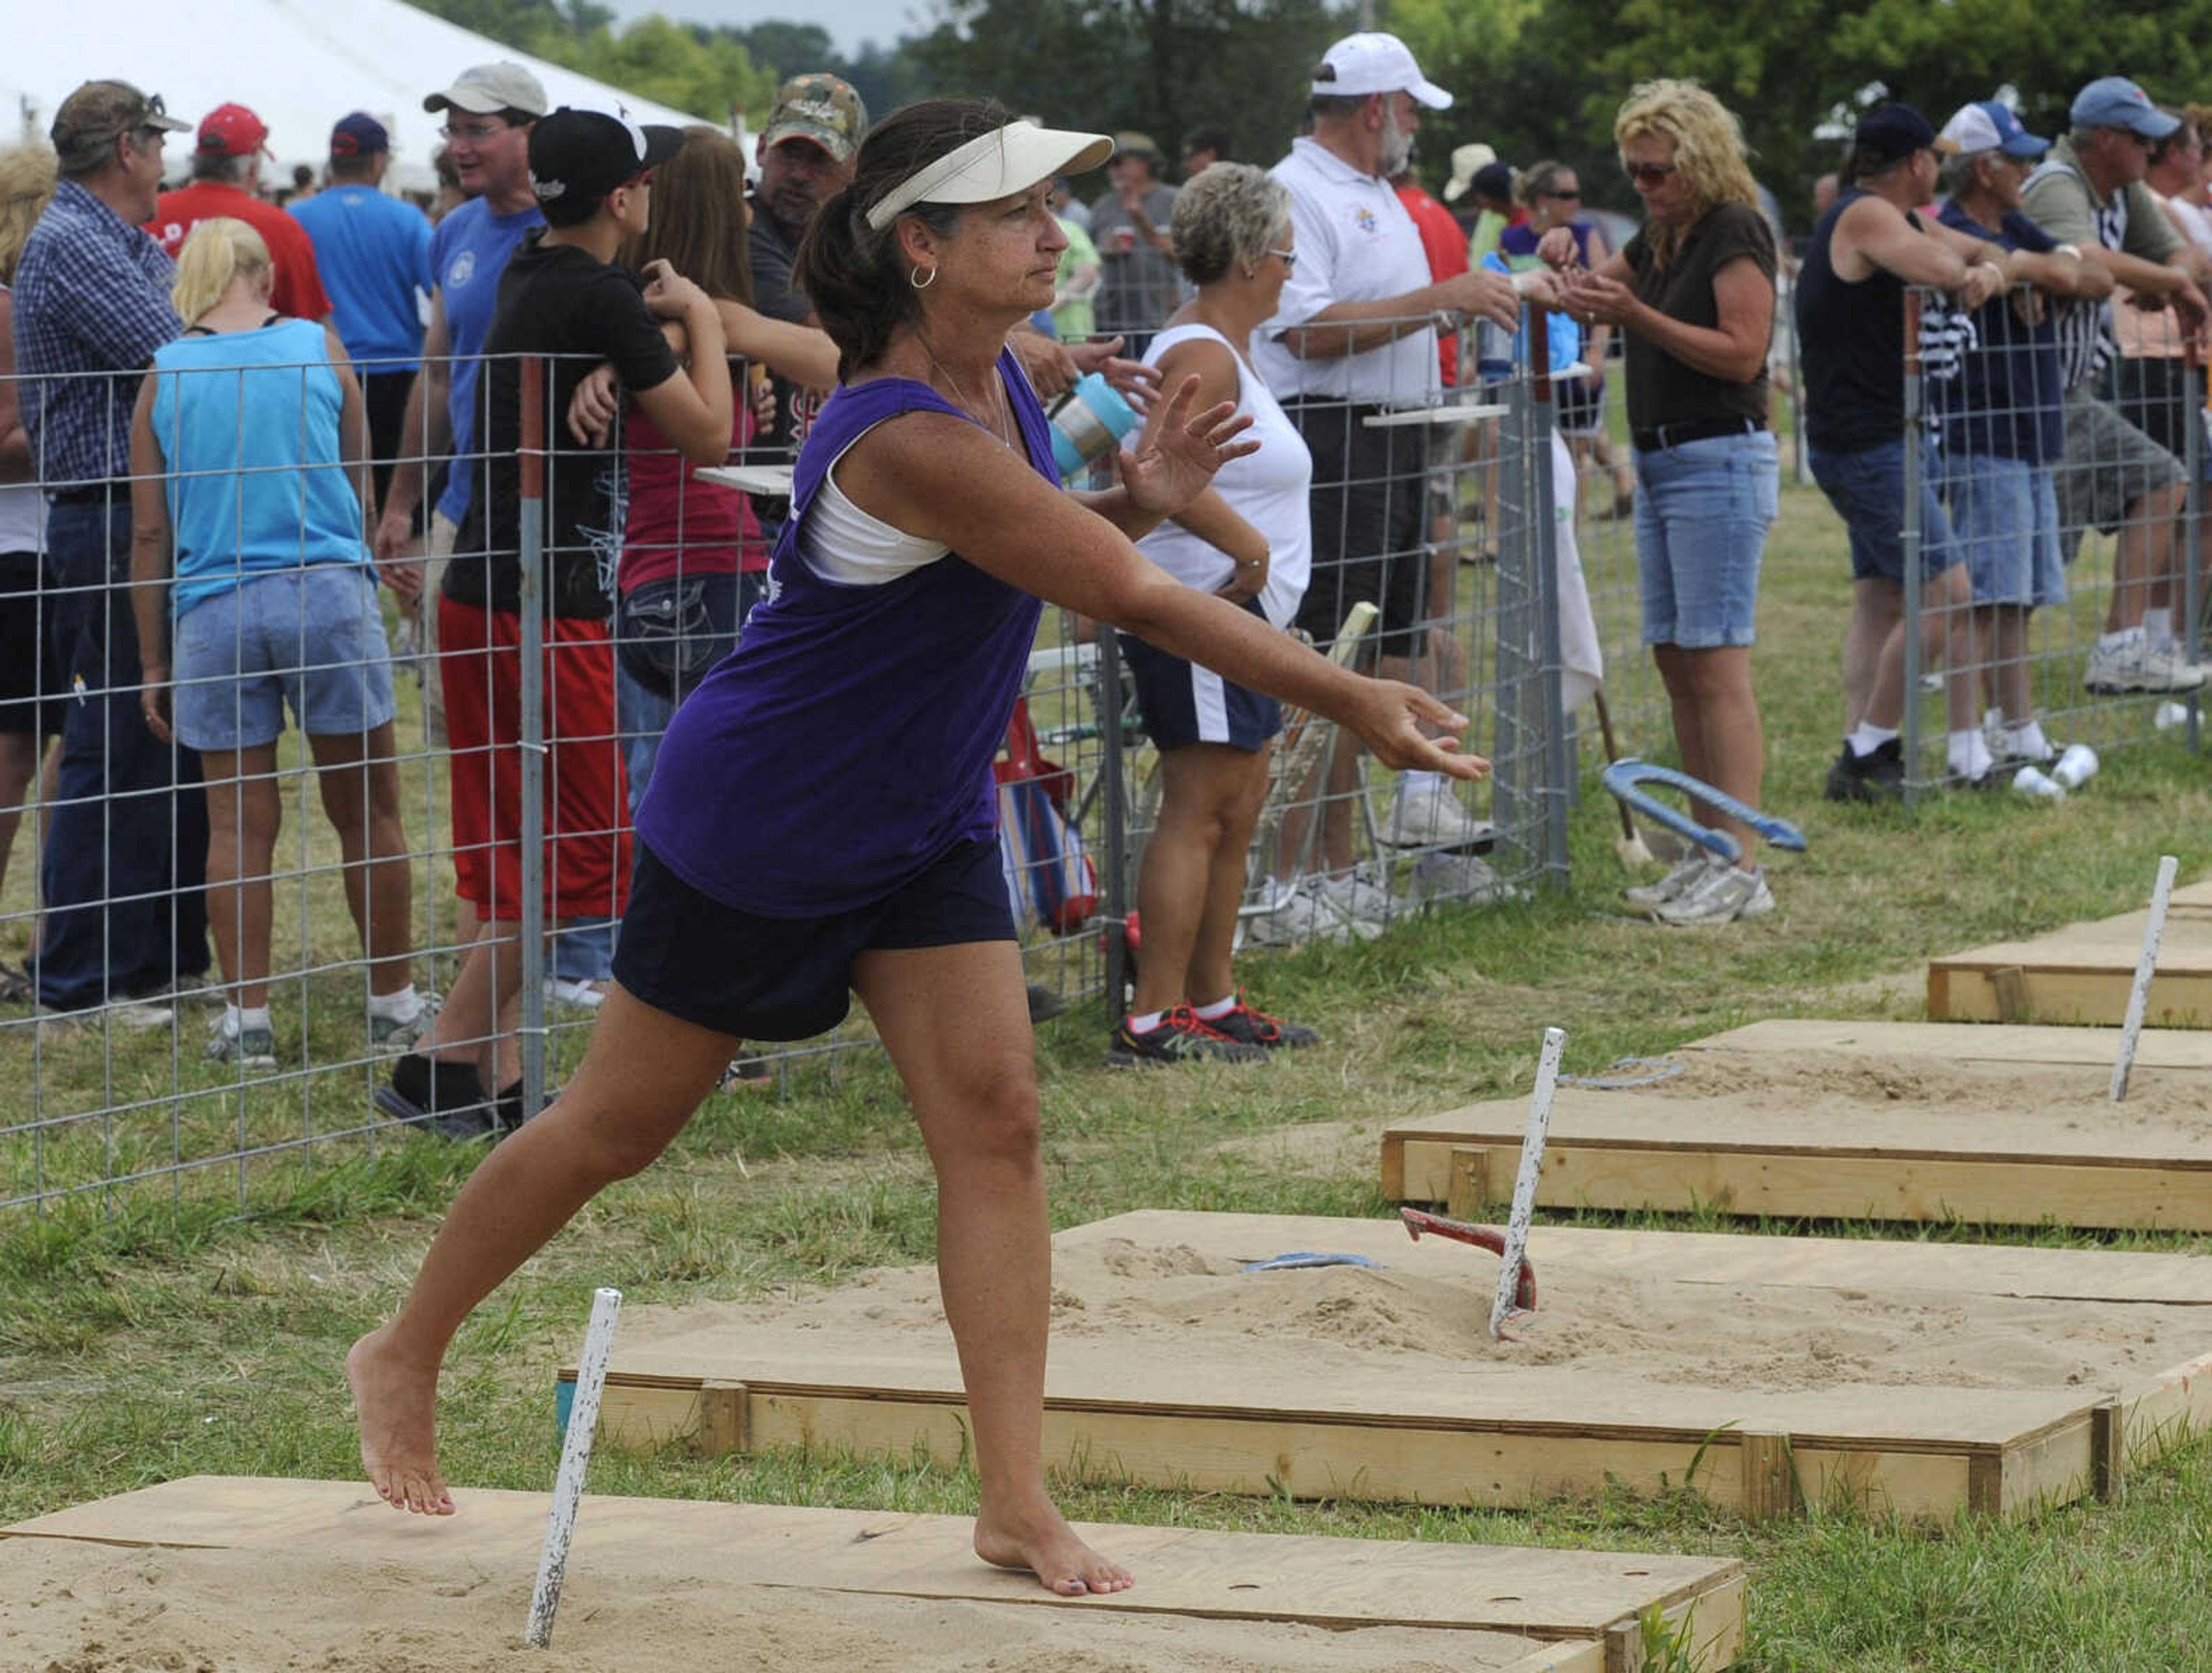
[[1380, 1084, 2212, 1231], [1684, 1019, 2212, 1072], [1927, 881, 2212, 1024], [1, 1475, 1747, 1672], [564, 1212, 2212, 1524]]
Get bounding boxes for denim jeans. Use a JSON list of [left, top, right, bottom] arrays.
[[36, 499, 210, 1009], [1632, 430, 1778, 648], [1809, 437, 1960, 583], [615, 570, 763, 816]]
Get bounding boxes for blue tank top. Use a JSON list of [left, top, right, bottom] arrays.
[[636, 348, 1052, 917], [149, 318, 369, 618]]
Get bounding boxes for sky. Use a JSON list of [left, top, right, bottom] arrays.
[[596, 0, 931, 53]]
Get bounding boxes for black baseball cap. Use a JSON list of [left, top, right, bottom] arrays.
[[528, 108, 684, 213], [1854, 103, 1957, 168]]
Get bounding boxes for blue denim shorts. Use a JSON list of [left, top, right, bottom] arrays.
[[1940, 452, 2066, 609], [1809, 438, 1960, 584], [1632, 429, 1778, 648], [172, 565, 397, 752]]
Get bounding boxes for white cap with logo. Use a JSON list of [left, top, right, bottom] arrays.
[[1311, 32, 1452, 110]]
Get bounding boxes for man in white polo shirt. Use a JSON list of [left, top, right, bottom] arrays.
[[1257, 31, 1539, 903]]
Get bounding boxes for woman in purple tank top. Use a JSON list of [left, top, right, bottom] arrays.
[[346, 99, 1486, 1597]]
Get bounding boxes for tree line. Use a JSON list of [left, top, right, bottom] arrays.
[[416, 0, 2212, 231]]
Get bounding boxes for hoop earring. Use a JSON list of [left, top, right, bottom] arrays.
[[1241, 264, 1256, 279], [910, 266, 938, 290]]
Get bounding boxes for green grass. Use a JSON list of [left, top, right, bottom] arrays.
[[5, 483, 2212, 1669]]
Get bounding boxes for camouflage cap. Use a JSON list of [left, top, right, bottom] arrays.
[[50, 80, 188, 171], [760, 74, 868, 164]]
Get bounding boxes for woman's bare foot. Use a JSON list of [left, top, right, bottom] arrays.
[[974, 1496, 1134, 1596], [346, 1325, 454, 1516]]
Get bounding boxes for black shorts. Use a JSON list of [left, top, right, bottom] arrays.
[[612, 836, 1017, 1041], [1121, 597, 1281, 753], [361, 369, 416, 515], [0, 550, 66, 738], [1285, 401, 1430, 659]]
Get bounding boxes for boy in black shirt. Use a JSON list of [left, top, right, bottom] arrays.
[[387, 107, 734, 1134]]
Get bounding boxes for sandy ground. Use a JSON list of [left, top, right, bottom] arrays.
[[0, 1533, 1535, 1673]]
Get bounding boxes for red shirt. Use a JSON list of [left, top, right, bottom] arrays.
[[1396, 181, 1469, 387], [619, 395, 766, 591], [152, 181, 331, 323]]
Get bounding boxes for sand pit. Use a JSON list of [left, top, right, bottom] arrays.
[[0, 1478, 1746, 1673], [1385, 1023, 2212, 1229], [582, 1211, 2212, 1519], [1926, 879, 2212, 1025]]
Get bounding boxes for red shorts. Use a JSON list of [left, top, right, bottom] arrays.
[[438, 596, 630, 923]]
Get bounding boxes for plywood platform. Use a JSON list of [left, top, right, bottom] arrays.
[[1926, 879, 2212, 1025], [0, 1475, 1746, 1673], [1384, 1021, 2212, 1229], [568, 1210, 2212, 1523]]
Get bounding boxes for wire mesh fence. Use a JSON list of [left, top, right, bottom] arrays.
[[1899, 283, 2205, 797], [2, 314, 1625, 1218]]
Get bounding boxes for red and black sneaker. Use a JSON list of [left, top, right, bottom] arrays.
[[1199, 989, 1321, 1050], [1105, 1005, 1270, 1068]]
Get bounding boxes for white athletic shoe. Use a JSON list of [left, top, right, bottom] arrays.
[[544, 976, 609, 1012], [1384, 781, 1493, 851], [1410, 851, 1520, 907], [2084, 638, 2210, 694], [1316, 864, 1404, 931], [1241, 876, 1381, 948], [1652, 862, 1774, 927], [1622, 854, 1711, 915]]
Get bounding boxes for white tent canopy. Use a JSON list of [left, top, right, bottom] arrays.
[[6, 0, 717, 191]]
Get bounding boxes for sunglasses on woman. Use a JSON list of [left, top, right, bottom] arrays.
[[1624, 162, 1679, 186]]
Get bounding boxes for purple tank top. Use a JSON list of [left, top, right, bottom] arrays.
[[635, 348, 1052, 916]]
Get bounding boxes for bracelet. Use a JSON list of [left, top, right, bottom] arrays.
[[1236, 556, 1264, 569], [2056, 244, 2084, 260]]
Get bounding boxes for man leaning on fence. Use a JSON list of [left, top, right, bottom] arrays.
[[10, 80, 210, 1023], [2021, 77, 2212, 695]]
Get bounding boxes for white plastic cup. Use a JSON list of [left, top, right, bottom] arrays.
[[2052, 743, 2100, 790], [2012, 765, 2066, 802], [2154, 699, 2191, 732]]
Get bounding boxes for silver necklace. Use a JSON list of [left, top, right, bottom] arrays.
[[918, 335, 1012, 449]]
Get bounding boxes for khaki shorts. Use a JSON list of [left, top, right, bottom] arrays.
[[2054, 388, 2183, 561]]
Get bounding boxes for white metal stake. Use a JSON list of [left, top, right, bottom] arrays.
[[526, 1287, 623, 1649], [1492, 1028, 1564, 1336], [2112, 855, 2180, 1103]]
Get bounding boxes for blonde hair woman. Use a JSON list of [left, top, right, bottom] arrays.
[[1537, 80, 1781, 927], [130, 218, 423, 1068], [0, 146, 63, 999]]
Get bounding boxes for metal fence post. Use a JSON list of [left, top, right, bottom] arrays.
[[1529, 311, 1571, 890], [1096, 629, 1130, 1016], [1491, 372, 1533, 877], [2187, 339, 2203, 755], [1900, 290, 1925, 804], [517, 356, 548, 1119]]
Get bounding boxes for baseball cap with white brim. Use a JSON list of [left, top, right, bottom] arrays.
[[1940, 100, 2050, 160], [866, 120, 1112, 231], [1443, 142, 1496, 202], [1310, 32, 1452, 110]]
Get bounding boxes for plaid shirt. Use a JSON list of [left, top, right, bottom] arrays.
[[12, 180, 180, 487]]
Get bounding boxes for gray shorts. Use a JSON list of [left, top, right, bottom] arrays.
[[173, 565, 397, 752], [2054, 388, 2184, 560]]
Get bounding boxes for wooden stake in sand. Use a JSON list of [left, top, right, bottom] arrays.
[[2111, 855, 2181, 1104], [526, 1286, 622, 1650], [1491, 1028, 1563, 1337]]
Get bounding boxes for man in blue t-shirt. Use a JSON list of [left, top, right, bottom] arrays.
[[369, 63, 547, 740], [290, 113, 434, 510], [1933, 101, 2110, 771]]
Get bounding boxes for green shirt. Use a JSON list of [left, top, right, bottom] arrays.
[[1053, 215, 1100, 342], [2019, 137, 2180, 263]]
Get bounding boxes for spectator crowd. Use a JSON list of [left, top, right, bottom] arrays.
[[2, 40, 2209, 1101]]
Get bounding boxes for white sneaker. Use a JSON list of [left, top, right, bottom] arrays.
[[1241, 876, 1381, 948], [1317, 864, 1403, 930], [1384, 781, 1493, 851], [2084, 637, 2210, 694], [35, 997, 176, 1031], [1622, 854, 1711, 914], [1652, 862, 1774, 927], [544, 976, 609, 1012], [1410, 851, 1520, 907]]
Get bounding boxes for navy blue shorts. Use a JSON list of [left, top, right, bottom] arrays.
[[1120, 603, 1282, 753], [613, 836, 1016, 1041]]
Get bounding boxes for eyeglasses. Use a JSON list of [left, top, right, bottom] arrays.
[[440, 120, 510, 142], [1540, 187, 1582, 200], [1266, 246, 1298, 269], [1623, 161, 1678, 185]]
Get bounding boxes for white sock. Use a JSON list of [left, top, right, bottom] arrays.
[[2006, 720, 2052, 761], [1191, 993, 1237, 1021], [2145, 607, 2175, 652], [1947, 729, 1993, 779], [1128, 1009, 1165, 1034], [223, 1004, 271, 1037], [367, 985, 422, 1024], [1396, 769, 1441, 798], [1847, 722, 1898, 758], [1983, 706, 2004, 732]]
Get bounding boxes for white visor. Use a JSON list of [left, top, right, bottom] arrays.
[[865, 120, 1113, 231]]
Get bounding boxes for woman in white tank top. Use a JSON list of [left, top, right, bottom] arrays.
[[1111, 164, 1322, 1065]]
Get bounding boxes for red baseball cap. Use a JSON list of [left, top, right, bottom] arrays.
[[197, 103, 270, 158]]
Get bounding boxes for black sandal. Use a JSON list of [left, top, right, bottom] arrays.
[[0, 963, 33, 1005]]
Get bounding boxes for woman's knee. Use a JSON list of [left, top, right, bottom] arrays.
[[934, 1062, 1042, 1164]]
